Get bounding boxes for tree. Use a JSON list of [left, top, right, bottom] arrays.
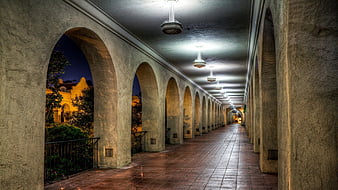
[[45, 51, 70, 124], [69, 87, 94, 136]]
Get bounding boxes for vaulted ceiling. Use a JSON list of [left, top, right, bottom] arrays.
[[75, 0, 257, 106]]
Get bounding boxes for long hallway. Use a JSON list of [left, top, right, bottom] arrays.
[[45, 124, 277, 190]]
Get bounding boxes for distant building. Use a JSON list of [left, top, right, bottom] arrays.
[[46, 77, 89, 123], [131, 95, 142, 132], [132, 95, 141, 107]]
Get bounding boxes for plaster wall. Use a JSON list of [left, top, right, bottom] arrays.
[[194, 93, 202, 136], [253, 63, 261, 153], [257, 8, 278, 173], [264, 0, 337, 189], [0, 0, 215, 189]]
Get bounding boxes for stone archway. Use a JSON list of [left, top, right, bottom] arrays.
[[165, 78, 180, 144], [253, 56, 261, 153], [63, 28, 118, 168], [202, 96, 207, 134], [207, 99, 211, 132], [135, 63, 161, 152], [183, 86, 193, 139], [194, 92, 201, 136], [258, 9, 278, 173], [212, 102, 215, 129]]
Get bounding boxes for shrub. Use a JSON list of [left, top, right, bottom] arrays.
[[46, 123, 88, 142]]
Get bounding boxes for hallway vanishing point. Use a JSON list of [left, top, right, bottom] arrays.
[[45, 124, 277, 190]]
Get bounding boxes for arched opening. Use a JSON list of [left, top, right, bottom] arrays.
[[44, 28, 117, 182], [221, 105, 226, 126], [249, 76, 255, 144], [259, 9, 278, 173], [207, 99, 211, 132], [216, 104, 219, 128], [45, 35, 93, 130], [45, 34, 95, 182], [253, 56, 261, 153], [194, 92, 201, 136], [135, 63, 161, 151], [131, 75, 144, 154], [214, 103, 217, 128], [183, 87, 193, 139], [202, 96, 207, 134], [226, 106, 241, 124], [212, 102, 215, 129], [165, 78, 180, 144]]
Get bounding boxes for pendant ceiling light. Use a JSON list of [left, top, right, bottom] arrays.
[[193, 48, 206, 68], [215, 81, 222, 90], [220, 88, 226, 94], [161, 0, 182, 35], [207, 66, 217, 82]]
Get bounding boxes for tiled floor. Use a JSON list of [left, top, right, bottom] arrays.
[[45, 124, 277, 190]]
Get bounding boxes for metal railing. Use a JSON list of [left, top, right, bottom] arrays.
[[44, 137, 100, 183]]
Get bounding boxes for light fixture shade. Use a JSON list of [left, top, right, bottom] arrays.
[[215, 81, 222, 90], [162, 0, 182, 35], [161, 20, 182, 34], [207, 66, 216, 82], [193, 58, 206, 68], [193, 48, 206, 68], [207, 76, 217, 82]]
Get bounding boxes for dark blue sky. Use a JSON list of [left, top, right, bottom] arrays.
[[54, 35, 92, 83], [132, 76, 141, 96]]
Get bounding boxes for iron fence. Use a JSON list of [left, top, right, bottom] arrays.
[[131, 131, 147, 155], [44, 137, 100, 183]]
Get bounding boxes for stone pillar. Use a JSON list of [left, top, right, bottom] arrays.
[[207, 100, 211, 132], [277, 0, 338, 189], [253, 62, 261, 153], [183, 88, 193, 139], [250, 79, 254, 143], [202, 97, 207, 134], [194, 94, 201, 136], [165, 78, 180, 144], [245, 93, 251, 136], [258, 9, 278, 173]]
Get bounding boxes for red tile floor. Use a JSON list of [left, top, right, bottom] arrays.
[[45, 124, 277, 190]]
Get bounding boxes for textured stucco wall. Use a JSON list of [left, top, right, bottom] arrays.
[[257, 8, 278, 173], [0, 0, 219, 189], [266, 0, 338, 189], [253, 62, 261, 153], [285, 0, 337, 189]]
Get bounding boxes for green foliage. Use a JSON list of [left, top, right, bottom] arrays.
[[45, 51, 70, 124], [45, 124, 93, 183], [69, 87, 94, 136], [46, 123, 88, 142]]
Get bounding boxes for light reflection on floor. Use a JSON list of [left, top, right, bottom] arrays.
[[45, 124, 277, 190]]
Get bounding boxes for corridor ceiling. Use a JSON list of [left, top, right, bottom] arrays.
[[82, 0, 255, 106]]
